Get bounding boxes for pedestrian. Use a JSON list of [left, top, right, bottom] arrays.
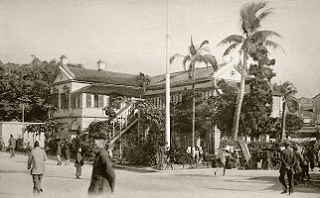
[[75, 147, 84, 179], [26, 141, 33, 156], [195, 146, 200, 165], [292, 145, 303, 185], [214, 147, 228, 176], [27, 141, 48, 195], [233, 149, 241, 168], [88, 133, 115, 196], [307, 143, 317, 171], [318, 149, 320, 171], [8, 134, 16, 158], [0, 137, 5, 155], [278, 141, 295, 195], [56, 140, 62, 165], [106, 142, 113, 159], [261, 150, 272, 170], [301, 154, 310, 181], [63, 139, 71, 166]]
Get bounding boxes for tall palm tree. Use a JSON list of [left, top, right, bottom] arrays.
[[218, 2, 282, 140], [170, 36, 218, 157], [274, 81, 299, 141]]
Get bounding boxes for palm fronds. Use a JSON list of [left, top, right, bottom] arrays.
[[217, 35, 243, 46]]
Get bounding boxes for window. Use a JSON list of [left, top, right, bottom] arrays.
[[86, 94, 92, 108], [71, 94, 82, 108], [77, 94, 82, 108], [61, 92, 69, 109], [99, 95, 104, 108], [50, 93, 59, 108], [93, 95, 104, 108], [71, 94, 76, 108], [94, 95, 99, 108]]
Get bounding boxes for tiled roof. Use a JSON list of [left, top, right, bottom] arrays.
[[65, 65, 140, 87], [74, 85, 143, 97]]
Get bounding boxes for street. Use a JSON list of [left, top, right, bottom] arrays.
[[0, 153, 319, 198]]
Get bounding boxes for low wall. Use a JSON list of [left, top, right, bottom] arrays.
[[0, 122, 45, 148]]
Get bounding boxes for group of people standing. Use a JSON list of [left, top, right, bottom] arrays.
[[278, 141, 320, 195]]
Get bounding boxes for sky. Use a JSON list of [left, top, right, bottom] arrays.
[[1, 0, 320, 98]]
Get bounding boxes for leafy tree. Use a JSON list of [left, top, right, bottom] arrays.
[[170, 36, 218, 157], [285, 114, 304, 138], [0, 57, 60, 121], [240, 42, 276, 139], [198, 80, 237, 139], [215, 80, 238, 138], [172, 90, 204, 147], [135, 72, 150, 96], [218, 2, 282, 140], [273, 81, 299, 141]]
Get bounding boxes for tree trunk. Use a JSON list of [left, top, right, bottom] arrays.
[[191, 83, 196, 158], [232, 76, 245, 140], [231, 52, 247, 140], [280, 102, 287, 142]]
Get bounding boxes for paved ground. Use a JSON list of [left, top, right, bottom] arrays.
[[0, 153, 319, 198]]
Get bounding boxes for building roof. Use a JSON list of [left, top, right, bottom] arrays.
[[149, 66, 215, 88], [74, 85, 143, 97], [64, 65, 140, 87], [61, 64, 283, 98]]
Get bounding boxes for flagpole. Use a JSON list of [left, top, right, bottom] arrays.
[[165, 0, 171, 149]]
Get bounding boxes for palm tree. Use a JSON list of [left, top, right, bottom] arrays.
[[274, 81, 299, 141], [170, 36, 218, 157], [135, 72, 151, 97], [218, 2, 282, 140]]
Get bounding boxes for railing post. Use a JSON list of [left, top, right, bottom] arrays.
[[112, 121, 115, 138]]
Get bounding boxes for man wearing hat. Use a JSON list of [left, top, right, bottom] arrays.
[[279, 141, 295, 194], [88, 132, 115, 196]]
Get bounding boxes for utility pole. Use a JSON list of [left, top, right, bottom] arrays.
[[165, 0, 171, 149]]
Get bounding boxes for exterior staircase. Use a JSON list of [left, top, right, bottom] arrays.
[[238, 140, 251, 163], [109, 101, 139, 144]]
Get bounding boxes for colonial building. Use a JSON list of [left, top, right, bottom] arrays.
[[51, 56, 283, 147]]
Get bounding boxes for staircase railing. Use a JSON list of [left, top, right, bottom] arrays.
[[110, 101, 139, 143]]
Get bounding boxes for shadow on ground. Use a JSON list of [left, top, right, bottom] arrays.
[[248, 175, 320, 194]]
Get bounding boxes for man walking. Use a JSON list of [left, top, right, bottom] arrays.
[[8, 134, 16, 158], [279, 141, 295, 195], [28, 141, 47, 195], [214, 147, 228, 176], [88, 133, 115, 196]]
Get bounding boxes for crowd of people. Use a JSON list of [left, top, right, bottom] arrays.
[[1, 134, 115, 196], [2, 133, 320, 196], [271, 141, 320, 195]]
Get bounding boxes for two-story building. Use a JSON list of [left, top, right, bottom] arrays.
[[51, 56, 284, 148]]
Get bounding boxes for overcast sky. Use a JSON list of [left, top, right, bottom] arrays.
[[1, 0, 320, 98]]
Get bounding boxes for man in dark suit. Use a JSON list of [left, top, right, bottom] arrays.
[[279, 141, 295, 194], [8, 134, 16, 158], [88, 133, 115, 196]]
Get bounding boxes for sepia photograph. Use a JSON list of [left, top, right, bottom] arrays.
[[1, 0, 320, 197]]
